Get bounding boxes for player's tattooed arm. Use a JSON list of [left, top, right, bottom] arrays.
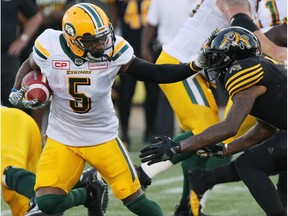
[[225, 120, 277, 155]]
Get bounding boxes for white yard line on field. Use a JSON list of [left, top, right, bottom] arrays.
[[152, 176, 183, 186]]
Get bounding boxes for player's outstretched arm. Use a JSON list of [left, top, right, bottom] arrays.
[[121, 45, 208, 84], [122, 57, 201, 83], [139, 85, 267, 164]]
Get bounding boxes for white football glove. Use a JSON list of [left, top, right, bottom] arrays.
[[194, 46, 210, 69], [24, 100, 49, 110], [8, 86, 29, 108], [8, 86, 47, 110], [194, 29, 219, 69]]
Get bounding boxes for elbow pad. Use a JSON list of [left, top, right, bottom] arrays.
[[230, 13, 259, 32]]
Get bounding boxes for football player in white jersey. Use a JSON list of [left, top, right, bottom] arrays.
[[257, 0, 287, 33], [257, 0, 287, 49], [7, 3, 206, 216]]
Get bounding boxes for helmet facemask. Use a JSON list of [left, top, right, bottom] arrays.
[[204, 50, 232, 82], [72, 23, 115, 62]]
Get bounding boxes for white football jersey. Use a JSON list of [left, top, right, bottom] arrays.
[[163, 0, 259, 63], [32, 29, 134, 146], [257, 0, 287, 32], [146, 0, 197, 45]]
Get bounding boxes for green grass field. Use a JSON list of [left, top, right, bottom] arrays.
[[1, 135, 276, 216]]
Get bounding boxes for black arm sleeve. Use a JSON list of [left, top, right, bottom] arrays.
[[125, 57, 199, 83], [264, 22, 287, 47], [230, 13, 259, 32]]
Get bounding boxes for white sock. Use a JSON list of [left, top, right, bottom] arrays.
[[141, 161, 174, 179], [200, 189, 211, 212]]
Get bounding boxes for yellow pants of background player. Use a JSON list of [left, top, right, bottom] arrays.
[[35, 137, 140, 200], [1, 108, 42, 216], [156, 50, 256, 141]]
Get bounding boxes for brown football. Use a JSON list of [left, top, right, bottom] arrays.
[[21, 70, 52, 103]]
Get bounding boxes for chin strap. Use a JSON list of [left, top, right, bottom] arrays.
[[85, 52, 110, 62], [86, 44, 115, 62]]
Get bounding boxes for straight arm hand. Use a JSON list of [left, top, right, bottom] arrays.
[[121, 57, 202, 84]]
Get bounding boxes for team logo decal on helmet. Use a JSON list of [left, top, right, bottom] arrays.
[[219, 32, 251, 52], [64, 23, 76, 37]]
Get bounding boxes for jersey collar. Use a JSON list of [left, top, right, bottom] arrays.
[[59, 34, 86, 66]]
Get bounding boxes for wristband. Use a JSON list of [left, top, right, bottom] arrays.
[[172, 144, 181, 154], [230, 13, 259, 32], [189, 62, 202, 73], [20, 34, 29, 42], [11, 88, 18, 92]]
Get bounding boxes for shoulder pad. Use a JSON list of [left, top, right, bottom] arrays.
[[110, 36, 134, 65], [33, 29, 60, 60], [224, 57, 264, 97]]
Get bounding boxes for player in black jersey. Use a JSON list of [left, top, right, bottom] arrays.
[[139, 26, 287, 216]]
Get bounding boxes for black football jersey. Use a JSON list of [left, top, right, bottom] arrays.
[[224, 56, 287, 130]]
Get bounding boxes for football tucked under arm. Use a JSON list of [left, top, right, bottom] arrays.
[[8, 70, 52, 110], [21, 70, 52, 103]]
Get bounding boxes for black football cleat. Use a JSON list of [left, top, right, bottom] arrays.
[[2, 166, 13, 188], [173, 199, 207, 216], [188, 168, 213, 197], [84, 180, 109, 216], [173, 200, 190, 216], [188, 168, 213, 216], [78, 167, 99, 188]]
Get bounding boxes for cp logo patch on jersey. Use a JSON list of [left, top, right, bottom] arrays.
[[89, 62, 108, 70], [53, 60, 70, 70]]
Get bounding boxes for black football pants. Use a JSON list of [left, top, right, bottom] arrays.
[[235, 131, 287, 216]]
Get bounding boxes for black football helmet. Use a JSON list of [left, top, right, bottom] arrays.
[[204, 26, 261, 82]]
